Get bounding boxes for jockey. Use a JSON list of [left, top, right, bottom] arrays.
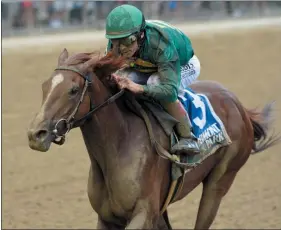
[[105, 4, 201, 155]]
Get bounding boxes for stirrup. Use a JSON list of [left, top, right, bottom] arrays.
[[171, 138, 200, 155], [190, 132, 198, 141]]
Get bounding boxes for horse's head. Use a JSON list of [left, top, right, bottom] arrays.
[[27, 48, 125, 152]]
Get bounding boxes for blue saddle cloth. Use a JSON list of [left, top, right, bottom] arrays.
[[178, 88, 232, 159]]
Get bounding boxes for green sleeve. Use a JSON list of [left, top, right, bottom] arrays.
[[142, 45, 180, 103]]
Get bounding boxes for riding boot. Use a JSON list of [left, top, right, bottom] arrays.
[[171, 114, 201, 155], [162, 100, 200, 155]]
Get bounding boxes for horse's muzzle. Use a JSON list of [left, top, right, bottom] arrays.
[[27, 128, 53, 152]]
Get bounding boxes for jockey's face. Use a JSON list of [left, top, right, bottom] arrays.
[[111, 32, 144, 58]]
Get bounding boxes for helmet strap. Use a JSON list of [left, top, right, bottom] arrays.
[[136, 30, 145, 48], [112, 40, 121, 56], [137, 15, 146, 47]]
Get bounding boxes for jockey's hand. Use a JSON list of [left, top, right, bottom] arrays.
[[111, 73, 144, 94]]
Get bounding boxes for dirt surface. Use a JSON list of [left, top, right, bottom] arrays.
[[2, 25, 281, 229]]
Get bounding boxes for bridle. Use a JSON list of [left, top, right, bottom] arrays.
[[52, 66, 124, 144]]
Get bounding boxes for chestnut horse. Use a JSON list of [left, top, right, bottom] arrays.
[[27, 49, 280, 229]]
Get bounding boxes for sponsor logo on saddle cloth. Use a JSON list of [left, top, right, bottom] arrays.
[[178, 89, 232, 162]]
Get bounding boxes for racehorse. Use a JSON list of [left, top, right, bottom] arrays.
[[27, 49, 280, 229]]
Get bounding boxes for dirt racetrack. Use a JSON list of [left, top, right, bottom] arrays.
[[2, 20, 281, 229]]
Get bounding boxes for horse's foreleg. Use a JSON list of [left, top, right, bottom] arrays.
[[97, 216, 125, 230], [194, 145, 240, 229], [125, 199, 158, 229], [157, 210, 172, 230]]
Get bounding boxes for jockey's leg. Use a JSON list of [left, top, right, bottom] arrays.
[[179, 54, 201, 89], [161, 99, 200, 155], [147, 73, 200, 155], [166, 54, 201, 155]]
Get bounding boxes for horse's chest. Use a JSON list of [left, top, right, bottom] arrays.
[[107, 171, 142, 213], [89, 165, 146, 223], [89, 148, 148, 222], [90, 176, 140, 224]]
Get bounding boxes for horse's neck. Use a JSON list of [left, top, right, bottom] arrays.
[[80, 78, 128, 168]]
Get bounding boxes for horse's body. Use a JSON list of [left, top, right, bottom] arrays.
[[27, 50, 280, 229]]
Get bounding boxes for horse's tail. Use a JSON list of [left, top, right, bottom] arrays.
[[246, 102, 281, 154]]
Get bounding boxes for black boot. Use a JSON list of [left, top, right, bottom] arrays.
[[171, 115, 200, 155]]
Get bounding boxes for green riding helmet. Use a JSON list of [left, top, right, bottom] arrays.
[[106, 4, 146, 39]]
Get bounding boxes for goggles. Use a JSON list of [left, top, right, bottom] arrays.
[[112, 34, 138, 47]]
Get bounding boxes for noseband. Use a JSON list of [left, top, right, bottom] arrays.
[[52, 66, 124, 144]]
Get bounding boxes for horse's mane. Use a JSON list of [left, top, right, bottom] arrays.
[[64, 51, 98, 66], [64, 51, 126, 80]]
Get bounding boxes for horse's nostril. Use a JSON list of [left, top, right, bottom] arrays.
[[35, 130, 48, 140]]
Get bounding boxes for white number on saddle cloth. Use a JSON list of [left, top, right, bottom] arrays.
[[178, 89, 206, 130]]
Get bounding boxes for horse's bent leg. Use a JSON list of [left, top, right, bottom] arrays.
[[194, 147, 239, 229], [195, 171, 237, 229]]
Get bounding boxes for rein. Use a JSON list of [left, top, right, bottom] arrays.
[[52, 66, 124, 143]]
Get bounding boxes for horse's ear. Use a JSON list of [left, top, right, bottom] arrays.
[[58, 48, 69, 66]]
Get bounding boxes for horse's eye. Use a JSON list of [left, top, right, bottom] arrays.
[[69, 86, 79, 96]]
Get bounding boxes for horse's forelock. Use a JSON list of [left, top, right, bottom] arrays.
[[102, 52, 126, 68], [60, 51, 126, 83], [62, 50, 125, 68], [94, 52, 126, 80], [64, 52, 100, 66]]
